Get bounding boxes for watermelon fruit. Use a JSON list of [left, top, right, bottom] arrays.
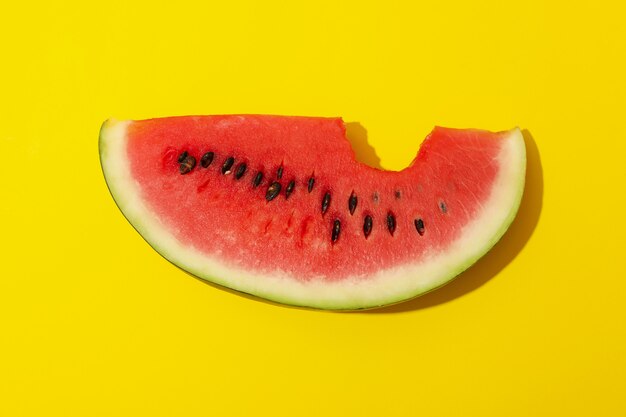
[[99, 115, 525, 310]]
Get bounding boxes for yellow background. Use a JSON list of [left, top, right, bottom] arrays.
[[1, 1, 625, 416]]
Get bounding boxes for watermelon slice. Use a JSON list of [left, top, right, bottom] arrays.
[[99, 115, 525, 310]]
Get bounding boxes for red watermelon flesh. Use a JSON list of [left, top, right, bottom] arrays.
[[100, 115, 525, 309]]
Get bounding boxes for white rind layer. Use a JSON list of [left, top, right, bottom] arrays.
[[100, 120, 526, 310]]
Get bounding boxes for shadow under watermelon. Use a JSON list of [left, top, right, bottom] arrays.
[[345, 121, 382, 169], [363, 129, 543, 313]]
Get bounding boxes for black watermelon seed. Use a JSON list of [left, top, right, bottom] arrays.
[[179, 155, 196, 175], [252, 171, 263, 188], [439, 201, 447, 213], [395, 190, 401, 199], [321, 192, 331, 215], [221, 157, 235, 174], [277, 165, 284, 179], [348, 193, 357, 215], [331, 219, 341, 244], [285, 180, 295, 199], [363, 215, 373, 238], [414, 218, 425, 236], [177, 151, 188, 163], [307, 177, 315, 193], [200, 151, 214, 168], [234, 163, 247, 180], [387, 212, 396, 236], [266, 182, 281, 201]]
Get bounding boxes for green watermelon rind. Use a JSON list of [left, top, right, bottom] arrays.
[[99, 119, 526, 310]]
